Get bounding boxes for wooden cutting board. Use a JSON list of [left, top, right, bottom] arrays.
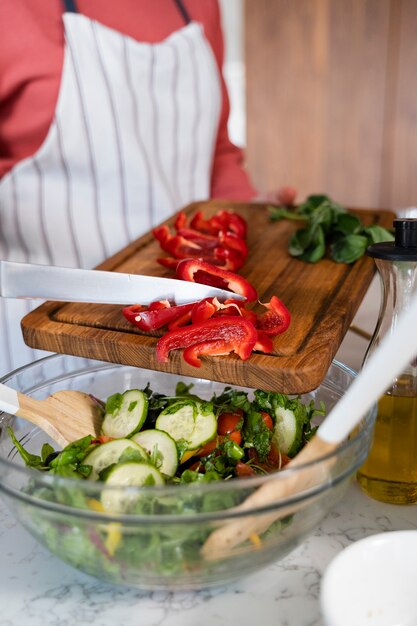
[[21, 200, 394, 393]]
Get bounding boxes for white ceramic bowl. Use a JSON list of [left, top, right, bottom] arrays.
[[320, 530, 417, 626]]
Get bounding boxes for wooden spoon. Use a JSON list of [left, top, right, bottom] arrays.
[[0, 383, 103, 447], [202, 290, 417, 560]]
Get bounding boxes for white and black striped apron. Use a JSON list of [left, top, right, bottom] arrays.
[[0, 0, 222, 376]]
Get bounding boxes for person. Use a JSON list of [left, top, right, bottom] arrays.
[[0, 0, 288, 377]]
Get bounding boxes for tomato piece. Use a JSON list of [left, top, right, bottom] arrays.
[[91, 435, 114, 444], [228, 430, 242, 446], [197, 437, 219, 458], [260, 411, 273, 431], [217, 410, 244, 435], [235, 462, 256, 477]]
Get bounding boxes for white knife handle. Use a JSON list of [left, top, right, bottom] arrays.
[[0, 382, 19, 415]]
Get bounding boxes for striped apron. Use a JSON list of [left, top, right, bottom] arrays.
[[0, 0, 222, 376]]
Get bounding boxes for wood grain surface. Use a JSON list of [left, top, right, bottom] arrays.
[[21, 200, 395, 394], [245, 0, 417, 211]]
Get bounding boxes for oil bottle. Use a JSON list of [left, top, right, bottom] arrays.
[[357, 218, 417, 504]]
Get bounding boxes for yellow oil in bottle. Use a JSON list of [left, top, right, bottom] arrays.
[[357, 386, 417, 504]]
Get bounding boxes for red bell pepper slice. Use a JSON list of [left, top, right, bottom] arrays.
[[174, 211, 187, 231], [254, 331, 274, 353], [156, 316, 257, 365], [176, 259, 257, 302], [256, 296, 291, 337], [191, 297, 246, 324], [176, 228, 219, 250], [191, 298, 219, 324], [218, 231, 248, 258], [190, 210, 247, 239], [123, 301, 195, 332], [153, 225, 201, 258], [211, 246, 246, 272], [157, 257, 180, 270], [167, 309, 193, 330], [122, 304, 147, 325]]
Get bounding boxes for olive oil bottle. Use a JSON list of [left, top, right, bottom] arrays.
[[357, 219, 417, 504]]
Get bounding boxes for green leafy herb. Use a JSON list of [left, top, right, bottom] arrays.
[[268, 194, 394, 263]]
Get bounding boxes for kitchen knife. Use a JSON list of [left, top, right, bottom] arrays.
[[0, 260, 245, 305]]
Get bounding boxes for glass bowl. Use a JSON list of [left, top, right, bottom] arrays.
[[0, 355, 375, 591]]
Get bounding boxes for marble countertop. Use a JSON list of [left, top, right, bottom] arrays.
[[1, 280, 416, 626]]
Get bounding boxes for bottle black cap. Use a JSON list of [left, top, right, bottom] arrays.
[[367, 218, 417, 261]]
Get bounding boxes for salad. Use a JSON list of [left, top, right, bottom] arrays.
[[11, 383, 324, 497], [8, 382, 325, 582]]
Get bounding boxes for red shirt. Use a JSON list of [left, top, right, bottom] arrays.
[[0, 0, 255, 200]]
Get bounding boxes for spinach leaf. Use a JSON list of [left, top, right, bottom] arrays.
[[7, 427, 46, 469], [268, 194, 394, 264]]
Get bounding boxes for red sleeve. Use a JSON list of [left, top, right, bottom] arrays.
[[203, 1, 257, 201]]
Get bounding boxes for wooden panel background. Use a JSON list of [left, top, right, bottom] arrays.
[[245, 0, 417, 211]]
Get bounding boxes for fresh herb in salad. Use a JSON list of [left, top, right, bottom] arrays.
[[268, 194, 394, 264]]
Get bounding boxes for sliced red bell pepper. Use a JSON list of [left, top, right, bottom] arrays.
[[190, 297, 245, 324], [123, 301, 195, 332], [189, 210, 247, 239], [189, 210, 219, 235], [176, 228, 219, 250], [122, 304, 147, 325], [256, 296, 291, 337], [174, 211, 187, 231], [211, 246, 246, 272], [253, 331, 274, 353], [218, 230, 248, 258], [176, 259, 257, 302], [156, 316, 257, 365], [157, 257, 180, 270], [182, 339, 237, 368], [167, 309, 193, 330], [153, 225, 202, 258], [191, 298, 219, 324]]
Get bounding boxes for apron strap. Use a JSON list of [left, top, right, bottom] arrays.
[[173, 0, 191, 24], [61, 0, 78, 12]]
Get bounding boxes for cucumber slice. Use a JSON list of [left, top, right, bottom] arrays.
[[155, 400, 217, 451], [83, 439, 148, 481], [272, 407, 302, 456], [101, 461, 164, 513], [131, 429, 178, 477], [101, 389, 148, 438]]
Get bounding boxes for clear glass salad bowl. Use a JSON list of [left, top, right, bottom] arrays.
[[0, 355, 375, 591]]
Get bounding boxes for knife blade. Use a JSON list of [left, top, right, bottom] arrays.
[[0, 261, 245, 305]]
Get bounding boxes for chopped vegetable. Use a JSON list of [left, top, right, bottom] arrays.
[[122, 301, 194, 332], [256, 296, 291, 337], [101, 390, 148, 438], [175, 258, 258, 302], [83, 439, 148, 480], [131, 429, 178, 477], [153, 208, 249, 272], [155, 316, 258, 367]]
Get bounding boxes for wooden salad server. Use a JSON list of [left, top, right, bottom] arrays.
[[202, 289, 417, 559], [0, 383, 103, 447]]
